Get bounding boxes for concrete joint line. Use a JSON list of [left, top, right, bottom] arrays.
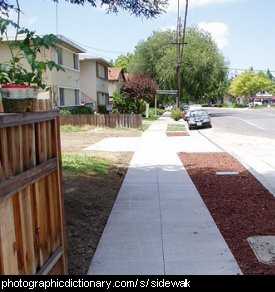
[[157, 166, 166, 274]]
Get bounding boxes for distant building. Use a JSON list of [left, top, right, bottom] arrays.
[[255, 91, 275, 105], [80, 55, 111, 110], [0, 34, 86, 107], [108, 67, 126, 102]]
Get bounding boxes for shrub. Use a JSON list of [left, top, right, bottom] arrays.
[[113, 91, 146, 114], [98, 105, 108, 114], [111, 108, 119, 114], [70, 106, 94, 115], [232, 103, 247, 108], [171, 109, 182, 121], [60, 109, 72, 116]]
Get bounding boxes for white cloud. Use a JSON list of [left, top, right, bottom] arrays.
[[160, 25, 176, 32], [168, 0, 243, 11], [197, 22, 229, 49]]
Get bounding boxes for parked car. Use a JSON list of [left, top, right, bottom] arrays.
[[183, 104, 202, 121], [187, 109, 212, 130]]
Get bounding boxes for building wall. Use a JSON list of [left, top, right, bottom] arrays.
[[80, 60, 97, 107], [80, 60, 109, 109], [108, 81, 119, 97], [0, 43, 81, 107]]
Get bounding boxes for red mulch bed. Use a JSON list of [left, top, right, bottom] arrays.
[[178, 152, 275, 275], [166, 132, 189, 137]]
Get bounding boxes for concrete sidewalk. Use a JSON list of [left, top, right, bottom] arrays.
[[88, 117, 242, 275]]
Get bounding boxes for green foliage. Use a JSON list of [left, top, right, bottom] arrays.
[[60, 106, 93, 116], [230, 70, 271, 98], [232, 103, 247, 108], [111, 108, 119, 114], [171, 109, 182, 121], [0, 1, 168, 18], [112, 91, 146, 114], [129, 28, 228, 104], [113, 53, 134, 72], [70, 106, 94, 115], [59, 109, 72, 116], [0, 17, 64, 88], [62, 153, 110, 177], [97, 105, 108, 114], [129, 30, 174, 77], [60, 125, 94, 132]]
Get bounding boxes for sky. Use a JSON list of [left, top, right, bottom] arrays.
[[7, 0, 275, 76]]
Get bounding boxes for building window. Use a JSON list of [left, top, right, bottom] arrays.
[[97, 92, 109, 106], [96, 63, 108, 80], [56, 47, 63, 65], [75, 89, 80, 105], [59, 88, 65, 106], [73, 53, 79, 70]]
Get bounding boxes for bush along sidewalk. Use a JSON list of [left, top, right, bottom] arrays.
[[171, 108, 183, 121]]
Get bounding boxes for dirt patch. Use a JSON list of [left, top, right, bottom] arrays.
[[166, 132, 189, 137], [61, 129, 137, 275], [178, 152, 275, 275], [61, 128, 141, 153], [64, 152, 132, 275]]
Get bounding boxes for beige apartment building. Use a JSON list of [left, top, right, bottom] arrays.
[[108, 67, 126, 102], [79, 55, 110, 111], [0, 34, 85, 107]]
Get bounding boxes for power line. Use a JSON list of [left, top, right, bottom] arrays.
[[75, 40, 130, 55]]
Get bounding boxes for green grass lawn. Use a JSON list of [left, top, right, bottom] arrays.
[[141, 124, 150, 132], [62, 153, 110, 177], [167, 124, 187, 132], [142, 115, 159, 122], [60, 125, 94, 133]]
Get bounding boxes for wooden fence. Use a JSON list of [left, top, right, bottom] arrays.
[[0, 99, 53, 113], [61, 114, 142, 129], [0, 111, 67, 275]]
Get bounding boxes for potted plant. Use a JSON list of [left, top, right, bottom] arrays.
[[0, 18, 64, 112]]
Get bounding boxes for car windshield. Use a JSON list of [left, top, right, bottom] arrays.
[[190, 110, 208, 117]]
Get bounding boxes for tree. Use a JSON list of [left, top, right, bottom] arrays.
[[120, 74, 158, 113], [129, 28, 228, 104], [113, 53, 133, 72], [229, 70, 271, 105], [128, 30, 175, 79], [0, 0, 168, 18]]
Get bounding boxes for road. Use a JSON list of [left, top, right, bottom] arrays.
[[197, 107, 275, 196]]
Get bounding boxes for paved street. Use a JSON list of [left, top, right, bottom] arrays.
[[199, 108, 275, 196]]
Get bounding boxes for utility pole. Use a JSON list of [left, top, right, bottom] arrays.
[[175, 0, 189, 108], [175, 0, 182, 108], [56, 2, 59, 35]]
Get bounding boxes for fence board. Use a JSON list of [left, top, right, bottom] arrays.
[[60, 114, 142, 129], [0, 198, 19, 274], [0, 111, 66, 275]]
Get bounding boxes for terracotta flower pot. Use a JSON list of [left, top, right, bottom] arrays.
[[0, 85, 38, 113]]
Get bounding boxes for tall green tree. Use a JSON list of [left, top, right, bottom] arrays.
[[113, 53, 133, 72], [129, 28, 228, 104], [0, 0, 168, 18], [128, 29, 175, 79], [229, 70, 271, 104]]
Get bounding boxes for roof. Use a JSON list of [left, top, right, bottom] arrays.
[[3, 34, 86, 53], [55, 35, 86, 53], [79, 54, 111, 67], [108, 67, 125, 81]]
